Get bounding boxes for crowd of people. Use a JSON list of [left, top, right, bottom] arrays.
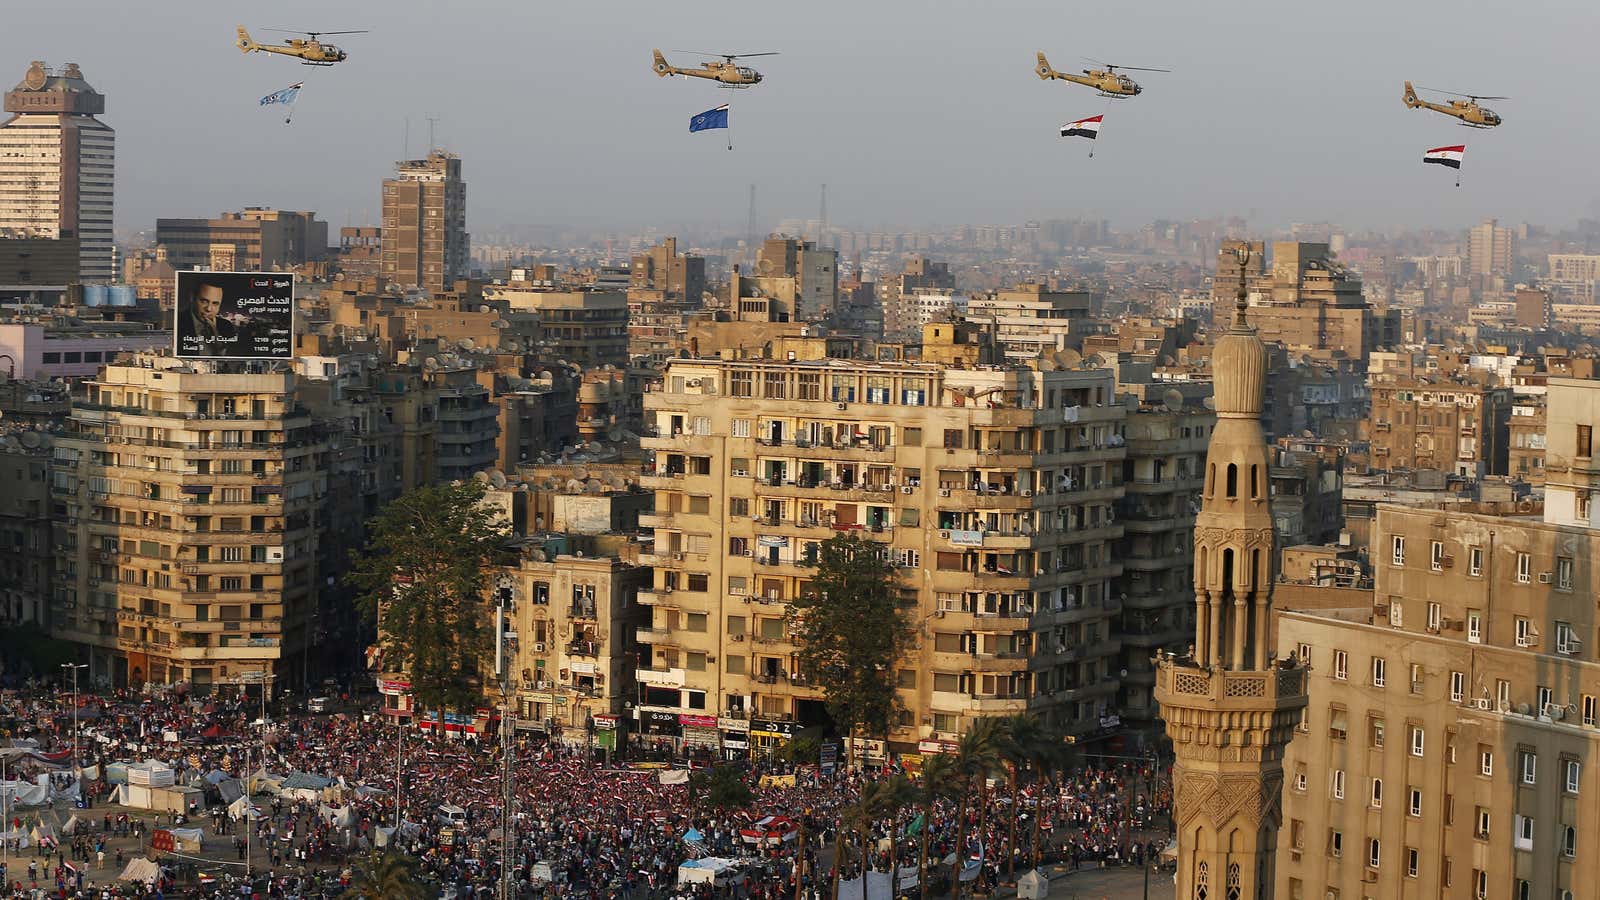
[[0, 683, 1171, 899]]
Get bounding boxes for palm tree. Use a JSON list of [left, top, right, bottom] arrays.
[[915, 753, 962, 900], [949, 717, 1003, 899], [1027, 728, 1070, 871], [349, 850, 430, 900], [862, 775, 917, 899], [997, 714, 1048, 884]]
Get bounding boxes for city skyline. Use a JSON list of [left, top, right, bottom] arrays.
[[4, 0, 1600, 236]]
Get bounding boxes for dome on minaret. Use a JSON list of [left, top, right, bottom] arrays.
[[1211, 324, 1267, 419]]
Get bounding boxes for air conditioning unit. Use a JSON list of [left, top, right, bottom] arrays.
[[1566, 639, 1584, 655], [731, 634, 744, 642], [836, 402, 848, 410], [1545, 703, 1566, 720], [1538, 572, 1553, 584], [1475, 697, 1492, 710], [938, 489, 951, 497], [533, 642, 546, 652], [934, 609, 945, 618], [1021, 490, 1033, 497], [939, 531, 951, 539], [742, 549, 753, 557], [901, 486, 914, 494], [672, 552, 685, 561]]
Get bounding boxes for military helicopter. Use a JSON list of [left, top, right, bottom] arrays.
[[1036, 52, 1169, 97], [652, 49, 777, 88], [1402, 82, 1505, 128], [236, 27, 368, 66]]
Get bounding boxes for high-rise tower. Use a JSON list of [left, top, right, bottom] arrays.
[[1154, 247, 1307, 900], [381, 151, 467, 295], [0, 61, 115, 281]]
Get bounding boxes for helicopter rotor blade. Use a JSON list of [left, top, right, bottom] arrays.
[[260, 27, 367, 37], [1417, 86, 1508, 100], [673, 50, 778, 59], [1081, 58, 1168, 73], [313, 30, 369, 36]]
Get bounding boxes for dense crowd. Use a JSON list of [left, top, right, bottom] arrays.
[[0, 684, 1170, 899]]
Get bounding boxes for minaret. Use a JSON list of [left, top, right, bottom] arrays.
[[1154, 247, 1307, 900]]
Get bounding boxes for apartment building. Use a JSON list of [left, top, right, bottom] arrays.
[[50, 355, 327, 690], [964, 284, 1094, 362], [381, 151, 468, 296], [154, 208, 328, 272], [0, 429, 53, 627], [1509, 397, 1546, 485], [1278, 503, 1600, 900], [638, 347, 1127, 757], [1366, 371, 1511, 477]]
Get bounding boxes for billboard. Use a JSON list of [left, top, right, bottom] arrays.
[[174, 271, 294, 360]]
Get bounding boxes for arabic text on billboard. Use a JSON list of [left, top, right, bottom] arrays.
[[174, 271, 294, 360]]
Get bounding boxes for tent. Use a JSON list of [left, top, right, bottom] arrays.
[[1160, 838, 1178, 864], [117, 857, 162, 885], [677, 857, 743, 886], [318, 804, 354, 829], [227, 796, 262, 821], [61, 815, 79, 836], [169, 828, 204, 852], [658, 769, 690, 786], [838, 871, 893, 899], [278, 772, 333, 801], [1017, 869, 1050, 899]]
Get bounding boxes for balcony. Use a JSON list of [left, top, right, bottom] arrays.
[[636, 589, 677, 608], [1124, 475, 1203, 496], [639, 512, 680, 530], [635, 627, 677, 646], [567, 640, 601, 657]]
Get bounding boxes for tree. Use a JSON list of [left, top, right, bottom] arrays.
[[787, 532, 910, 760], [949, 718, 1003, 899], [915, 754, 963, 900], [347, 480, 507, 715], [997, 715, 1051, 883], [349, 851, 431, 900], [688, 764, 754, 814], [864, 775, 916, 900]]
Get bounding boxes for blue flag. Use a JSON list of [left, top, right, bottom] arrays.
[[689, 104, 729, 133], [259, 83, 303, 107]]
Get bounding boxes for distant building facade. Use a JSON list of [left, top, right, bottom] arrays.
[[381, 152, 468, 295]]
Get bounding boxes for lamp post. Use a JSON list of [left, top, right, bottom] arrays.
[[241, 670, 276, 884], [59, 663, 87, 771]]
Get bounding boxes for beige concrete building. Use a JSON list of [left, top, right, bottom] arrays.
[[1542, 377, 1600, 529], [1278, 502, 1600, 900], [1155, 286, 1308, 900], [485, 285, 629, 368], [50, 355, 327, 690], [964, 284, 1093, 362], [639, 347, 1127, 756], [1469, 217, 1516, 279], [1366, 371, 1512, 477], [381, 151, 468, 295], [155, 208, 328, 273], [1509, 397, 1546, 485], [0, 62, 115, 281]]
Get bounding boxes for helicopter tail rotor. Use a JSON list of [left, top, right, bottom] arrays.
[[1035, 52, 1056, 80], [652, 49, 672, 77], [1402, 81, 1421, 108], [236, 26, 259, 53]]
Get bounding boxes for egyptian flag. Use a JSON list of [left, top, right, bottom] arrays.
[[1423, 145, 1465, 169], [1061, 115, 1103, 139]]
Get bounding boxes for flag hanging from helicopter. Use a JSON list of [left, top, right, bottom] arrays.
[[1422, 145, 1465, 169], [259, 82, 303, 124], [689, 104, 729, 133], [1060, 115, 1103, 140]]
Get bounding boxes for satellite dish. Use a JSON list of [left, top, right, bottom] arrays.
[[423, 357, 440, 370], [478, 305, 491, 313], [18, 432, 41, 449], [472, 471, 491, 483], [608, 428, 625, 442], [1162, 388, 1186, 411], [489, 470, 508, 489], [1055, 349, 1083, 369], [457, 338, 475, 351]]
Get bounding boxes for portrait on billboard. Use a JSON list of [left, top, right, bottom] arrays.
[[174, 271, 295, 360]]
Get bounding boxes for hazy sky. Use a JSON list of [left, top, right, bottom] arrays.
[[6, 0, 1599, 236]]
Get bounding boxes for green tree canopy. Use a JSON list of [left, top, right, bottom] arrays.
[[349, 850, 431, 900], [688, 764, 754, 813], [347, 480, 507, 714], [786, 532, 910, 743]]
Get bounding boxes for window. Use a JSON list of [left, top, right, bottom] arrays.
[[1406, 847, 1419, 878], [1520, 750, 1537, 785], [1328, 829, 1343, 857], [1473, 870, 1487, 899], [1479, 747, 1494, 776], [1389, 600, 1403, 627], [729, 371, 752, 397], [1333, 650, 1348, 680], [1538, 685, 1553, 713], [1408, 788, 1422, 817], [1370, 778, 1383, 808], [1558, 556, 1574, 591], [1475, 807, 1491, 838], [1427, 602, 1441, 632], [1391, 535, 1406, 566], [1565, 759, 1581, 794], [1331, 769, 1345, 799], [1410, 663, 1424, 694], [1294, 763, 1307, 792], [1563, 825, 1577, 857], [1516, 552, 1531, 584], [1430, 540, 1444, 571], [1467, 612, 1481, 643], [1515, 617, 1532, 647], [1370, 716, 1385, 748], [1328, 706, 1348, 741], [1410, 725, 1425, 757], [1513, 814, 1533, 851], [1468, 545, 1482, 576], [1372, 656, 1386, 687], [1557, 621, 1579, 654], [731, 419, 750, 438], [1579, 424, 1593, 457], [1586, 694, 1598, 727], [1367, 838, 1381, 869], [1450, 670, 1465, 703]]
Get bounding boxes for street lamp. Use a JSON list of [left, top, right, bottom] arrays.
[[59, 663, 87, 771], [238, 670, 276, 884]]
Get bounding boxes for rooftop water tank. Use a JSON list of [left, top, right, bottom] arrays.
[[82, 284, 108, 307]]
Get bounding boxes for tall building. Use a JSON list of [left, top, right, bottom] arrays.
[[879, 257, 956, 342], [630, 237, 705, 304], [1469, 217, 1516, 279], [1366, 370, 1512, 477], [381, 151, 467, 295], [1154, 267, 1308, 899], [0, 61, 114, 281], [965, 284, 1094, 362], [154, 208, 328, 272], [50, 355, 328, 689], [639, 334, 1128, 756]]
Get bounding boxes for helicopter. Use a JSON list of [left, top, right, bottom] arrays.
[[1036, 52, 1169, 97], [236, 27, 368, 66], [652, 49, 777, 88], [1402, 82, 1505, 128]]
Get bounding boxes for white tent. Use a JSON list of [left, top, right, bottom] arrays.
[[677, 857, 741, 885], [318, 804, 354, 829], [838, 871, 893, 899], [226, 796, 262, 821], [168, 828, 204, 852], [118, 857, 162, 885], [1017, 868, 1050, 899]]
